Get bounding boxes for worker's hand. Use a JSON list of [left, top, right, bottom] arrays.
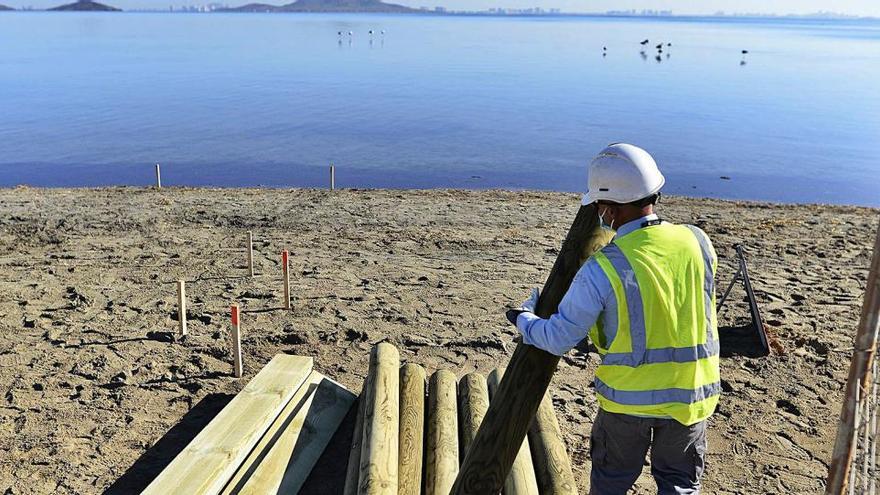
[[506, 308, 526, 326], [505, 288, 539, 327], [522, 287, 540, 313]]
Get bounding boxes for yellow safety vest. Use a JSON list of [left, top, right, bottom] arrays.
[[588, 222, 720, 426]]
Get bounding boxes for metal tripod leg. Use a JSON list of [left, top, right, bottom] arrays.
[[717, 264, 742, 312], [737, 245, 770, 356], [716, 245, 771, 357]]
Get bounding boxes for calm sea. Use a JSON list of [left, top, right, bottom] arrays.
[[0, 13, 878, 206]]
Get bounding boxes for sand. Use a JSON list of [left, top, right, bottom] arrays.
[[0, 187, 876, 494]]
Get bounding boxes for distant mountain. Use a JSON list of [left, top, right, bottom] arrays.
[[225, 3, 279, 12], [49, 0, 121, 11], [223, 0, 416, 13], [0, 4, 14, 10], [281, 0, 415, 12]]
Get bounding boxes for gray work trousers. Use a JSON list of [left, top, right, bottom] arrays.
[[589, 409, 707, 495]]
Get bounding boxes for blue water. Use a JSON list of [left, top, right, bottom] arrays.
[[1, 13, 879, 206]]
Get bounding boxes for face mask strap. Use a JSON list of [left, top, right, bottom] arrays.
[[598, 206, 615, 230]]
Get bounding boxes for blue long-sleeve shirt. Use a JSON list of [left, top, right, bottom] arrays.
[[516, 214, 659, 356]]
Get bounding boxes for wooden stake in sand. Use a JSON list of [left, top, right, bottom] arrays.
[[488, 368, 539, 495], [426, 370, 459, 495], [176, 280, 187, 337], [827, 218, 880, 494], [155, 163, 161, 189], [358, 342, 400, 494], [282, 250, 291, 310], [230, 304, 243, 378], [453, 203, 603, 494], [330, 164, 336, 191], [398, 363, 427, 495], [247, 231, 255, 277]]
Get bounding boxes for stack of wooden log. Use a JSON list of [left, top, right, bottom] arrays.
[[345, 342, 579, 495], [141, 354, 355, 495]]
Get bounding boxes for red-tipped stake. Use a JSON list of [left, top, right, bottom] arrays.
[[230, 304, 243, 378], [282, 250, 291, 310]]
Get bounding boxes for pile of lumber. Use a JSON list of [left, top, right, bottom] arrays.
[[142, 354, 355, 494], [346, 342, 578, 495]]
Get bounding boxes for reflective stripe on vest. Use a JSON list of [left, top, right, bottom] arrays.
[[599, 234, 719, 368], [595, 378, 722, 406]]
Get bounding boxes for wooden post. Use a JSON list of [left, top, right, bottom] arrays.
[[282, 250, 291, 310], [453, 203, 603, 494], [398, 363, 426, 495], [330, 164, 336, 191], [155, 163, 161, 189], [426, 370, 459, 495], [528, 392, 579, 494], [488, 368, 539, 495], [457, 373, 489, 457], [343, 380, 369, 495], [357, 342, 400, 494], [827, 217, 880, 494], [176, 280, 187, 337], [230, 304, 243, 378], [247, 231, 255, 277]]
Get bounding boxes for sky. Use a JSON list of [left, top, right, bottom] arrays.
[[6, 0, 880, 16]]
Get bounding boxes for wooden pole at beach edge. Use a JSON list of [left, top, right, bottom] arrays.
[[826, 217, 880, 494], [452, 202, 601, 494]]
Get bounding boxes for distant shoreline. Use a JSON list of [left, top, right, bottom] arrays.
[[1, 8, 876, 22], [2, 185, 878, 210]]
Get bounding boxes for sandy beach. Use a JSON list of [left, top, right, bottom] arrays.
[[0, 186, 876, 494]]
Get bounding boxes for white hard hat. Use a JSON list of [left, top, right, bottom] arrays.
[[581, 143, 665, 205]]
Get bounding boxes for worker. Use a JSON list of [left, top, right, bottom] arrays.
[[512, 143, 721, 494]]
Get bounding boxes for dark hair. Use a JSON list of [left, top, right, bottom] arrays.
[[597, 193, 660, 208], [628, 193, 660, 208]]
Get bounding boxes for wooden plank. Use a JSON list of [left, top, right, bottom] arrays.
[[453, 204, 603, 494], [488, 368, 539, 495], [457, 373, 489, 457], [343, 379, 369, 495], [398, 363, 426, 495], [528, 392, 578, 494], [222, 371, 356, 495], [426, 370, 459, 495], [357, 342, 400, 494], [142, 354, 313, 495]]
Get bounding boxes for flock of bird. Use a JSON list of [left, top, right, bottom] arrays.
[[334, 31, 750, 64], [338, 29, 385, 38], [600, 38, 749, 64]]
